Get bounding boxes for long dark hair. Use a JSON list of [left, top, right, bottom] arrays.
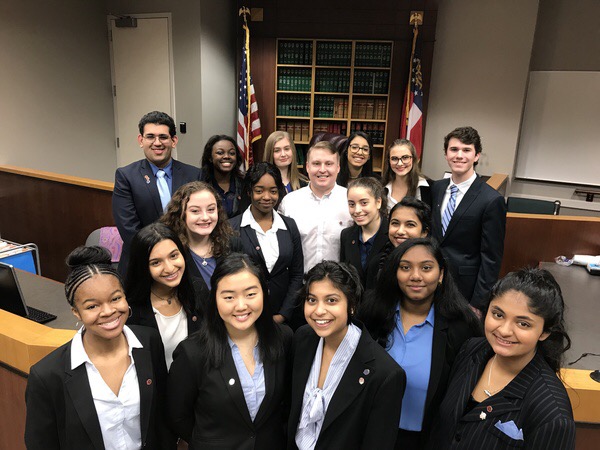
[[358, 238, 481, 346], [124, 223, 198, 317], [193, 253, 284, 369], [484, 268, 571, 373], [239, 161, 286, 212], [337, 131, 374, 187], [200, 135, 244, 182]]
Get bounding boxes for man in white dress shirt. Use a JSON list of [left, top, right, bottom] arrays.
[[279, 141, 353, 273]]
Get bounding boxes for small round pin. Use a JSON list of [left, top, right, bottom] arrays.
[[146, 379, 152, 386], [363, 369, 370, 376], [358, 377, 365, 385], [229, 378, 235, 385]]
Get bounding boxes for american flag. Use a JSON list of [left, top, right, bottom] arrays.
[[237, 21, 262, 169], [400, 26, 424, 158]]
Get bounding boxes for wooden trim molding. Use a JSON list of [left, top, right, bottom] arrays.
[[0, 165, 113, 191]]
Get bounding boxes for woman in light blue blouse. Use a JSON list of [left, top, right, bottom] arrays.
[[288, 261, 406, 450], [167, 253, 292, 449], [358, 238, 481, 449]]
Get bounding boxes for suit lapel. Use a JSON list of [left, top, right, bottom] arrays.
[[271, 228, 290, 275], [424, 313, 448, 415], [365, 217, 389, 267], [243, 226, 267, 268], [321, 328, 374, 433], [345, 226, 365, 280], [444, 177, 483, 238], [133, 347, 155, 445], [219, 349, 254, 429], [171, 160, 183, 190], [433, 179, 449, 241], [64, 361, 105, 450], [253, 358, 276, 426], [139, 160, 163, 216], [290, 333, 320, 429]]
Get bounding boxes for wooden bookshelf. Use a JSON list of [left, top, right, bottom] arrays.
[[275, 39, 393, 172]]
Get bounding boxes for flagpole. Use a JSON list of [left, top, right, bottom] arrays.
[[403, 12, 422, 134], [239, 7, 251, 168]]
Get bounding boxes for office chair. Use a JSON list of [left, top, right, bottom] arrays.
[[506, 197, 561, 215], [85, 227, 123, 268]]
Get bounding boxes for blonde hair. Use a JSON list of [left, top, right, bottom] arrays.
[[263, 131, 307, 191]]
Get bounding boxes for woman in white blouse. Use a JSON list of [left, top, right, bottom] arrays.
[[125, 222, 205, 369], [25, 246, 173, 449], [288, 261, 406, 450]]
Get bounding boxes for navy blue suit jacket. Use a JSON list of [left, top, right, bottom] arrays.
[[431, 177, 506, 309], [426, 338, 575, 450], [230, 213, 304, 320], [112, 158, 201, 274]]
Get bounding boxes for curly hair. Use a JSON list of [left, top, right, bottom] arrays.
[[161, 181, 235, 257]]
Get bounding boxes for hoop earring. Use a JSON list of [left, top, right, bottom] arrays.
[[128, 306, 133, 318]]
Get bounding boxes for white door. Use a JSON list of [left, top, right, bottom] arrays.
[[108, 15, 176, 167]]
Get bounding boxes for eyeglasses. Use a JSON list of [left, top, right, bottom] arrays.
[[349, 144, 370, 154], [390, 155, 413, 165], [143, 134, 172, 143]]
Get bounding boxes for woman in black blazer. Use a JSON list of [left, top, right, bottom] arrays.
[[25, 246, 173, 450], [288, 261, 406, 450], [162, 181, 242, 295], [382, 139, 431, 211], [125, 222, 206, 369], [230, 162, 304, 325], [426, 268, 576, 450], [358, 238, 481, 450], [340, 177, 389, 290], [167, 253, 292, 449]]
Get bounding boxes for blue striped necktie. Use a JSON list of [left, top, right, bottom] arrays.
[[442, 185, 458, 236], [156, 169, 171, 212]]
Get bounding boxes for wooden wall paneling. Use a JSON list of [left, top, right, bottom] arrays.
[[0, 364, 26, 450], [500, 214, 600, 276], [0, 171, 113, 282]]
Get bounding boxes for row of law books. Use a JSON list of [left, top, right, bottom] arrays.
[[277, 120, 310, 143], [277, 94, 311, 117], [351, 98, 387, 120], [314, 96, 349, 119], [313, 122, 348, 136], [354, 43, 392, 67], [353, 70, 390, 94], [315, 69, 350, 93], [277, 68, 312, 92], [350, 122, 386, 145], [278, 41, 313, 65], [315, 42, 353, 66]]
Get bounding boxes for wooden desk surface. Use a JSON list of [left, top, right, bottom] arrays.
[[0, 270, 76, 374]]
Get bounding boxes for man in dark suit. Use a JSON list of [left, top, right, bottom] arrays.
[[431, 127, 506, 311], [112, 111, 201, 275]]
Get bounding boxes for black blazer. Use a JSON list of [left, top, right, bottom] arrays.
[[167, 324, 293, 450], [113, 158, 202, 274], [287, 322, 406, 450], [25, 326, 173, 450], [431, 177, 507, 309], [426, 338, 576, 450], [230, 213, 304, 320], [339, 216, 389, 290]]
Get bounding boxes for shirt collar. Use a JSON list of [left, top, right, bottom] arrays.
[[394, 302, 435, 327], [240, 206, 287, 232], [71, 325, 143, 370], [148, 159, 173, 178], [308, 182, 340, 200], [449, 172, 477, 194]]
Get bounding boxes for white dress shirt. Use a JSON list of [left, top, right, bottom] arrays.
[[386, 176, 429, 212], [71, 325, 143, 450], [153, 305, 188, 370], [440, 172, 478, 215], [240, 206, 287, 272], [279, 184, 353, 273]]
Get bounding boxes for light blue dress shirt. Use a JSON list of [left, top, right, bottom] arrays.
[[387, 303, 434, 431], [228, 338, 266, 421]]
